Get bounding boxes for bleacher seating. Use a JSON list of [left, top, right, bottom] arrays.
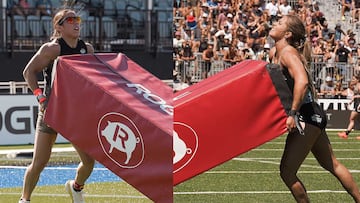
[[4, 0, 172, 52]]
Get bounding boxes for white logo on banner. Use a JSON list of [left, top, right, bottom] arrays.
[[173, 122, 198, 173], [101, 121, 140, 164], [98, 112, 144, 168], [173, 130, 191, 164], [126, 83, 173, 115]]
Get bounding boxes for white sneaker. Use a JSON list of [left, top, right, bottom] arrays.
[[65, 180, 85, 203], [18, 199, 30, 203]]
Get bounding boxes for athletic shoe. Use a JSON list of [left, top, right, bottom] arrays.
[[337, 132, 348, 139], [65, 180, 85, 203], [18, 199, 30, 203]]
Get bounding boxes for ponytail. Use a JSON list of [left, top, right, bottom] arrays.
[[300, 38, 318, 100]]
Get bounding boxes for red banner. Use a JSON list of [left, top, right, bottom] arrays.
[[173, 60, 288, 185], [44, 53, 173, 203]]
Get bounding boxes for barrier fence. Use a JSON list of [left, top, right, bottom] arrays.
[[174, 54, 360, 92]]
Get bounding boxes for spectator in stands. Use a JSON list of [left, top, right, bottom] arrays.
[[186, 13, 197, 30], [216, 6, 227, 29], [269, 14, 360, 203], [224, 13, 235, 30], [335, 40, 352, 81], [173, 69, 191, 92], [240, 47, 254, 60], [334, 23, 346, 42], [265, 0, 279, 25], [202, 42, 218, 79], [35, 0, 52, 16], [214, 29, 226, 51], [223, 43, 241, 66], [278, 0, 292, 16], [334, 80, 345, 98], [341, 0, 352, 21], [196, 34, 209, 53], [19, 0, 30, 16], [182, 27, 194, 41], [219, 35, 231, 54], [323, 44, 337, 78], [313, 4, 325, 25], [318, 21, 331, 41], [20, 9, 95, 203], [346, 31, 359, 60], [312, 38, 325, 56], [345, 30, 357, 46], [246, 15, 261, 49], [320, 76, 336, 98], [338, 74, 360, 139], [235, 30, 248, 50], [341, 79, 357, 99], [7, 0, 30, 17], [179, 39, 196, 79], [257, 43, 271, 62], [171, 0, 342, 89], [352, 0, 360, 22], [173, 31, 184, 51], [199, 12, 212, 31]]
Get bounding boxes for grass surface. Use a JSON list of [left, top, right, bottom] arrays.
[[0, 143, 152, 203], [1, 131, 360, 202], [173, 131, 360, 203]]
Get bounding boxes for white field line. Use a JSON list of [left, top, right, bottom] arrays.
[[252, 148, 360, 151], [206, 170, 360, 174], [233, 157, 360, 160], [204, 157, 360, 174], [0, 147, 75, 155], [264, 141, 360, 145], [0, 192, 147, 199], [0, 165, 109, 170], [174, 190, 347, 195], [231, 157, 324, 169]]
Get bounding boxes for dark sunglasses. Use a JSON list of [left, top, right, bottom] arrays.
[[58, 16, 82, 25]]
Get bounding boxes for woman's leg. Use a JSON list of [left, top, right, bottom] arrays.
[[73, 144, 95, 187], [312, 130, 360, 203], [347, 111, 358, 132], [20, 130, 57, 200], [338, 111, 358, 138], [280, 124, 321, 203]]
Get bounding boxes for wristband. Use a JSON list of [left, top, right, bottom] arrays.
[[289, 109, 297, 117], [33, 88, 46, 104], [33, 88, 42, 96]]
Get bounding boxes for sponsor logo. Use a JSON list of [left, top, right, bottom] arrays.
[[126, 83, 173, 115], [173, 122, 198, 173], [97, 112, 144, 168]]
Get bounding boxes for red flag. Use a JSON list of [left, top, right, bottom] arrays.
[[44, 53, 173, 203], [173, 60, 288, 185]]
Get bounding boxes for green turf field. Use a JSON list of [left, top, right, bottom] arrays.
[[1, 131, 360, 202], [173, 131, 360, 203], [0, 143, 152, 203], [0, 182, 152, 202]]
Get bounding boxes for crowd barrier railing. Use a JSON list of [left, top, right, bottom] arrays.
[[174, 54, 360, 90]]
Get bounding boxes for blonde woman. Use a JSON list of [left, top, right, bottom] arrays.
[[20, 8, 95, 203]]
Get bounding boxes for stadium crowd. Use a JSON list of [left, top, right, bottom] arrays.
[[172, 0, 360, 97]]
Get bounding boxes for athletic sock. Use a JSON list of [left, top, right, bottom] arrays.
[[73, 182, 84, 192]]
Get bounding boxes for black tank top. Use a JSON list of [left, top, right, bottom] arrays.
[[43, 38, 88, 97]]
